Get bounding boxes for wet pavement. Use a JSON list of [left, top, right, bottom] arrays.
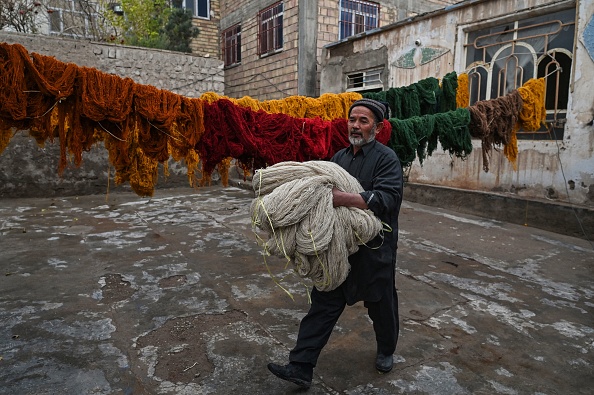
[[0, 184, 593, 394]]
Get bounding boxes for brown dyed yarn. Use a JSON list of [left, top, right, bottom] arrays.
[[468, 90, 523, 171]]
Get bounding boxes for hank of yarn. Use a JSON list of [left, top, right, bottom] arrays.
[[250, 161, 383, 291]]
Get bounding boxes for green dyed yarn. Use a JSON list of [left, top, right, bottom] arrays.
[[362, 91, 386, 103], [416, 77, 440, 115], [411, 115, 437, 164], [363, 72, 472, 167], [435, 108, 472, 159], [388, 108, 472, 168], [364, 74, 454, 120], [440, 71, 458, 112], [400, 86, 421, 118], [389, 118, 418, 167]]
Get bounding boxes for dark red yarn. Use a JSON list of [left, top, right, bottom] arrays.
[[198, 100, 392, 175]]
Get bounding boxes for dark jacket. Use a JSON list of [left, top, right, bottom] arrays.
[[331, 140, 403, 304]]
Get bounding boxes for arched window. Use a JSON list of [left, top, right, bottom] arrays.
[[466, 63, 489, 105], [464, 7, 575, 140]]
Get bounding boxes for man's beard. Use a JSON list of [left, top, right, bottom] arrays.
[[349, 128, 376, 147]]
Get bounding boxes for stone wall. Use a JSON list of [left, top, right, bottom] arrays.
[[0, 32, 225, 198], [0, 31, 224, 98]]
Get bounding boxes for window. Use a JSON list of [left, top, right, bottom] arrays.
[[346, 69, 383, 91], [222, 24, 241, 67], [339, 0, 379, 40], [258, 2, 283, 56], [48, 0, 99, 38], [177, 0, 210, 19], [464, 8, 575, 140]]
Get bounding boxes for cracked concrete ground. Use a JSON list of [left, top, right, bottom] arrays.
[[0, 185, 592, 394]]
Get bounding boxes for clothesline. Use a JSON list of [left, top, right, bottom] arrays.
[[0, 42, 546, 196]]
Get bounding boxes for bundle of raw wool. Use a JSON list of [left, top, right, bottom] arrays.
[[250, 161, 383, 292]]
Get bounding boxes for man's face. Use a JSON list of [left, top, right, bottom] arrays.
[[348, 106, 381, 147]]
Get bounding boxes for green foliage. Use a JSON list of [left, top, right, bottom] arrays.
[[105, 0, 199, 53], [106, 0, 168, 48], [162, 7, 199, 53]]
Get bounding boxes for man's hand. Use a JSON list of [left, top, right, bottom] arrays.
[[332, 187, 368, 209]]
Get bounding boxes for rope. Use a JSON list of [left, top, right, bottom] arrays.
[[250, 161, 383, 292]]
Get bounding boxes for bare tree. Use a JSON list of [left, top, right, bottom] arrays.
[[0, 1, 43, 33], [45, 0, 117, 41], [0, 0, 117, 41], [0, 1, 198, 53]]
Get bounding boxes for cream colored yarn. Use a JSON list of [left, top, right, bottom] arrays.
[[250, 161, 383, 291]]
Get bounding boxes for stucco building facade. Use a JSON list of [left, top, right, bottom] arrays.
[[319, 0, 594, 214]]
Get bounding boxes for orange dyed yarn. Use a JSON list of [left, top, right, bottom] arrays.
[[503, 125, 519, 170], [0, 43, 211, 196]]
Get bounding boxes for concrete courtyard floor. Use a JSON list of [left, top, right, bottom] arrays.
[[0, 184, 592, 394]]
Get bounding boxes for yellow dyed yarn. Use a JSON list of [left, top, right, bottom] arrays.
[[456, 73, 470, 108], [200, 91, 363, 120], [200, 91, 223, 104], [184, 149, 200, 187], [235, 96, 262, 111], [319, 92, 363, 119], [517, 78, 546, 131], [218, 157, 233, 186], [504, 124, 519, 170], [128, 147, 159, 197]]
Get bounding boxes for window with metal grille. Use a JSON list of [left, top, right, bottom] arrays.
[[222, 24, 241, 67], [346, 69, 383, 91], [258, 2, 283, 56], [339, 0, 379, 40], [464, 7, 575, 140], [177, 0, 210, 19], [48, 0, 99, 38]]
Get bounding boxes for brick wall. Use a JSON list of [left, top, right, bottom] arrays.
[[190, 0, 222, 58], [224, 0, 300, 100], [222, 0, 458, 100]]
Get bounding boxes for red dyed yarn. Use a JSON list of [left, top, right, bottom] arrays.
[[199, 100, 393, 175]]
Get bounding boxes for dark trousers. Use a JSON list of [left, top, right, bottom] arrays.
[[289, 283, 399, 367]]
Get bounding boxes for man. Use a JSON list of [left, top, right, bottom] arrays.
[[268, 98, 404, 389]]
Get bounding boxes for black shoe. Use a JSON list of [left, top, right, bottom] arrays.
[[267, 362, 313, 389], [375, 353, 394, 373]]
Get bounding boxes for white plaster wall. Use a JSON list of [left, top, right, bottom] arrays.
[[412, 0, 594, 206]]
